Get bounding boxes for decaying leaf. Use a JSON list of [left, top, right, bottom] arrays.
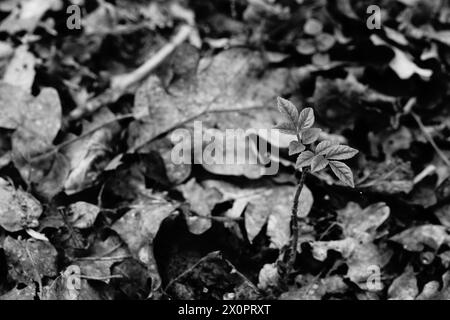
[[390, 225, 450, 252], [388, 266, 418, 300], [0, 177, 42, 232], [3, 45, 35, 92], [127, 48, 294, 151], [0, 0, 62, 33], [178, 178, 222, 234], [63, 109, 120, 194], [3, 236, 58, 283], [311, 202, 391, 288], [67, 202, 100, 229], [279, 274, 347, 300], [258, 263, 279, 290]]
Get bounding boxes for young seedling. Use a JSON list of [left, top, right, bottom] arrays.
[[274, 97, 358, 282]]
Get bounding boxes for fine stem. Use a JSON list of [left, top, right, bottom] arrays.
[[285, 167, 308, 279]]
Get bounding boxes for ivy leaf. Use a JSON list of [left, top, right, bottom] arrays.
[[315, 140, 339, 154], [273, 122, 297, 135], [311, 155, 329, 172], [329, 161, 355, 188], [296, 151, 315, 168], [289, 141, 305, 155], [320, 144, 359, 160], [301, 128, 321, 144], [277, 97, 299, 125], [297, 107, 315, 130]]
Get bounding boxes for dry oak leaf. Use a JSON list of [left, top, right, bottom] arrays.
[[390, 225, 450, 252]]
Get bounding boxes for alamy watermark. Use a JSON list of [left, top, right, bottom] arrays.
[[66, 4, 82, 30], [367, 5, 381, 30], [170, 121, 280, 175]]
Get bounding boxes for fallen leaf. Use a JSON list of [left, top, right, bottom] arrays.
[[0, 284, 36, 300], [371, 35, 432, 80], [0, 0, 62, 33], [127, 48, 294, 151], [67, 202, 100, 229]]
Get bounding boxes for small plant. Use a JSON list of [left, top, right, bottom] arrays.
[[274, 97, 359, 282]]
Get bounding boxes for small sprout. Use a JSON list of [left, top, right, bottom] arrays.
[[274, 97, 358, 187]]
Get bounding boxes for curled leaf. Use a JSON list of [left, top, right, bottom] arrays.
[[311, 154, 329, 172], [320, 144, 359, 160]]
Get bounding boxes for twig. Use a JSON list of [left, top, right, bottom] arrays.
[[68, 24, 193, 122], [411, 111, 450, 167], [190, 214, 243, 223], [285, 168, 308, 280]]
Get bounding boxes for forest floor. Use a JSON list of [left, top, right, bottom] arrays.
[[0, 0, 450, 300]]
